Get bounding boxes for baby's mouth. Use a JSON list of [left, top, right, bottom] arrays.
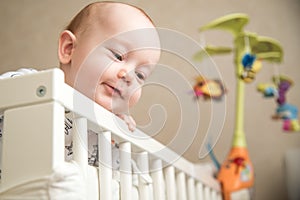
[[105, 83, 123, 98], [113, 87, 122, 97]]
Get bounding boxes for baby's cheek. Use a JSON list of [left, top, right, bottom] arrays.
[[94, 90, 113, 112], [128, 89, 142, 108]]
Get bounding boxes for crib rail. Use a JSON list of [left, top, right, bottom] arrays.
[[0, 69, 222, 200]]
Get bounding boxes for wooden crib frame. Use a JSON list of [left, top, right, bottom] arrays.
[[0, 69, 222, 200]]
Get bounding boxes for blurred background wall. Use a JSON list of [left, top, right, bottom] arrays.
[[0, 0, 299, 199]]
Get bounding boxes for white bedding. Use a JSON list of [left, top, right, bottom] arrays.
[[0, 161, 85, 200], [0, 158, 146, 200], [0, 161, 125, 200]]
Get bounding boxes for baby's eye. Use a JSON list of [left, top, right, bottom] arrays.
[[112, 51, 123, 61], [135, 71, 146, 81]]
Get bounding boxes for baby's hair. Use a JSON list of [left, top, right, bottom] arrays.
[[65, 1, 154, 36]]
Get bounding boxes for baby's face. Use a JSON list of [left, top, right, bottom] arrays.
[[65, 4, 160, 114]]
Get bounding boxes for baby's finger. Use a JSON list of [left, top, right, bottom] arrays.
[[116, 114, 136, 132], [127, 115, 136, 132]]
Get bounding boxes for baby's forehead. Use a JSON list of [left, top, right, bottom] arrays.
[[68, 2, 156, 42], [100, 5, 153, 30], [99, 3, 152, 22], [87, 3, 152, 27], [90, 4, 160, 50], [78, 3, 161, 59], [106, 29, 160, 49]]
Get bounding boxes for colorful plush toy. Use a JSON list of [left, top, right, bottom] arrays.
[[257, 83, 278, 97], [273, 103, 300, 131], [257, 76, 300, 132], [193, 76, 226, 100], [240, 53, 262, 83]]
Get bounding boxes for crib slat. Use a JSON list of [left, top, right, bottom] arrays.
[[187, 177, 196, 200], [136, 152, 151, 200], [211, 190, 217, 200], [151, 159, 166, 200], [98, 131, 112, 200], [72, 117, 88, 179], [165, 166, 177, 200], [204, 186, 211, 200], [176, 172, 187, 200], [196, 182, 204, 200], [119, 142, 132, 200]]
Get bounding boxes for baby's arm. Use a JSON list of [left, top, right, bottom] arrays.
[[116, 114, 136, 132]]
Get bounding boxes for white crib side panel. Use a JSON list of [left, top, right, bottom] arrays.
[[0, 69, 222, 200], [1, 101, 64, 191]]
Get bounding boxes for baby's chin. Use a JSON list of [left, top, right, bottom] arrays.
[[95, 99, 112, 112], [95, 98, 130, 115]]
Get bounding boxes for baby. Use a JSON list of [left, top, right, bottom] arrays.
[[59, 1, 161, 131], [0, 1, 160, 131], [60, 1, 161, 164], [0, 1, 160, 169]]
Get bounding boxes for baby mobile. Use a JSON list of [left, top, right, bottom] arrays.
[[193, 13, 286, 200]]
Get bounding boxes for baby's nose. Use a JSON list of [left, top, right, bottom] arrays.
[[117, 69, 133, 85]]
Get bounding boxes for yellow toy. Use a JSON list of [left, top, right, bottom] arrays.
[[193, 76, 226, 100]]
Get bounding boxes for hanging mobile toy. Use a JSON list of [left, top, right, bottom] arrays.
[[272, 76, 300, 132], [257, 75, 300, 132], [257, 83, 278, 97], [193, 75, 226, 100], [240, 35, 262, 83], [240, 53, 262, 83], [273, 103, 300, 132], [192, 33, 227, 101]]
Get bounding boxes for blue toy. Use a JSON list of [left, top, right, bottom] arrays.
[[242, 53, 256, 69], [273, 103, 300, 131], [240, 53, 262, 83]]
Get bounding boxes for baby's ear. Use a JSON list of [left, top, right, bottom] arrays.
[[58, 30, 76, 64]]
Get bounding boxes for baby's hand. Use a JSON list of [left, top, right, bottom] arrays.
[[116, 114, 136, 132]]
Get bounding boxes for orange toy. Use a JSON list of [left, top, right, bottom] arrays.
[[218, 147, 254, 200]]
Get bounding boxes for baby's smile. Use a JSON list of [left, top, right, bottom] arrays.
[[102, 82, 123, 99]]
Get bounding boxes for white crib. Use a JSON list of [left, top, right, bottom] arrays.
[[0, 69, 222, 200]]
